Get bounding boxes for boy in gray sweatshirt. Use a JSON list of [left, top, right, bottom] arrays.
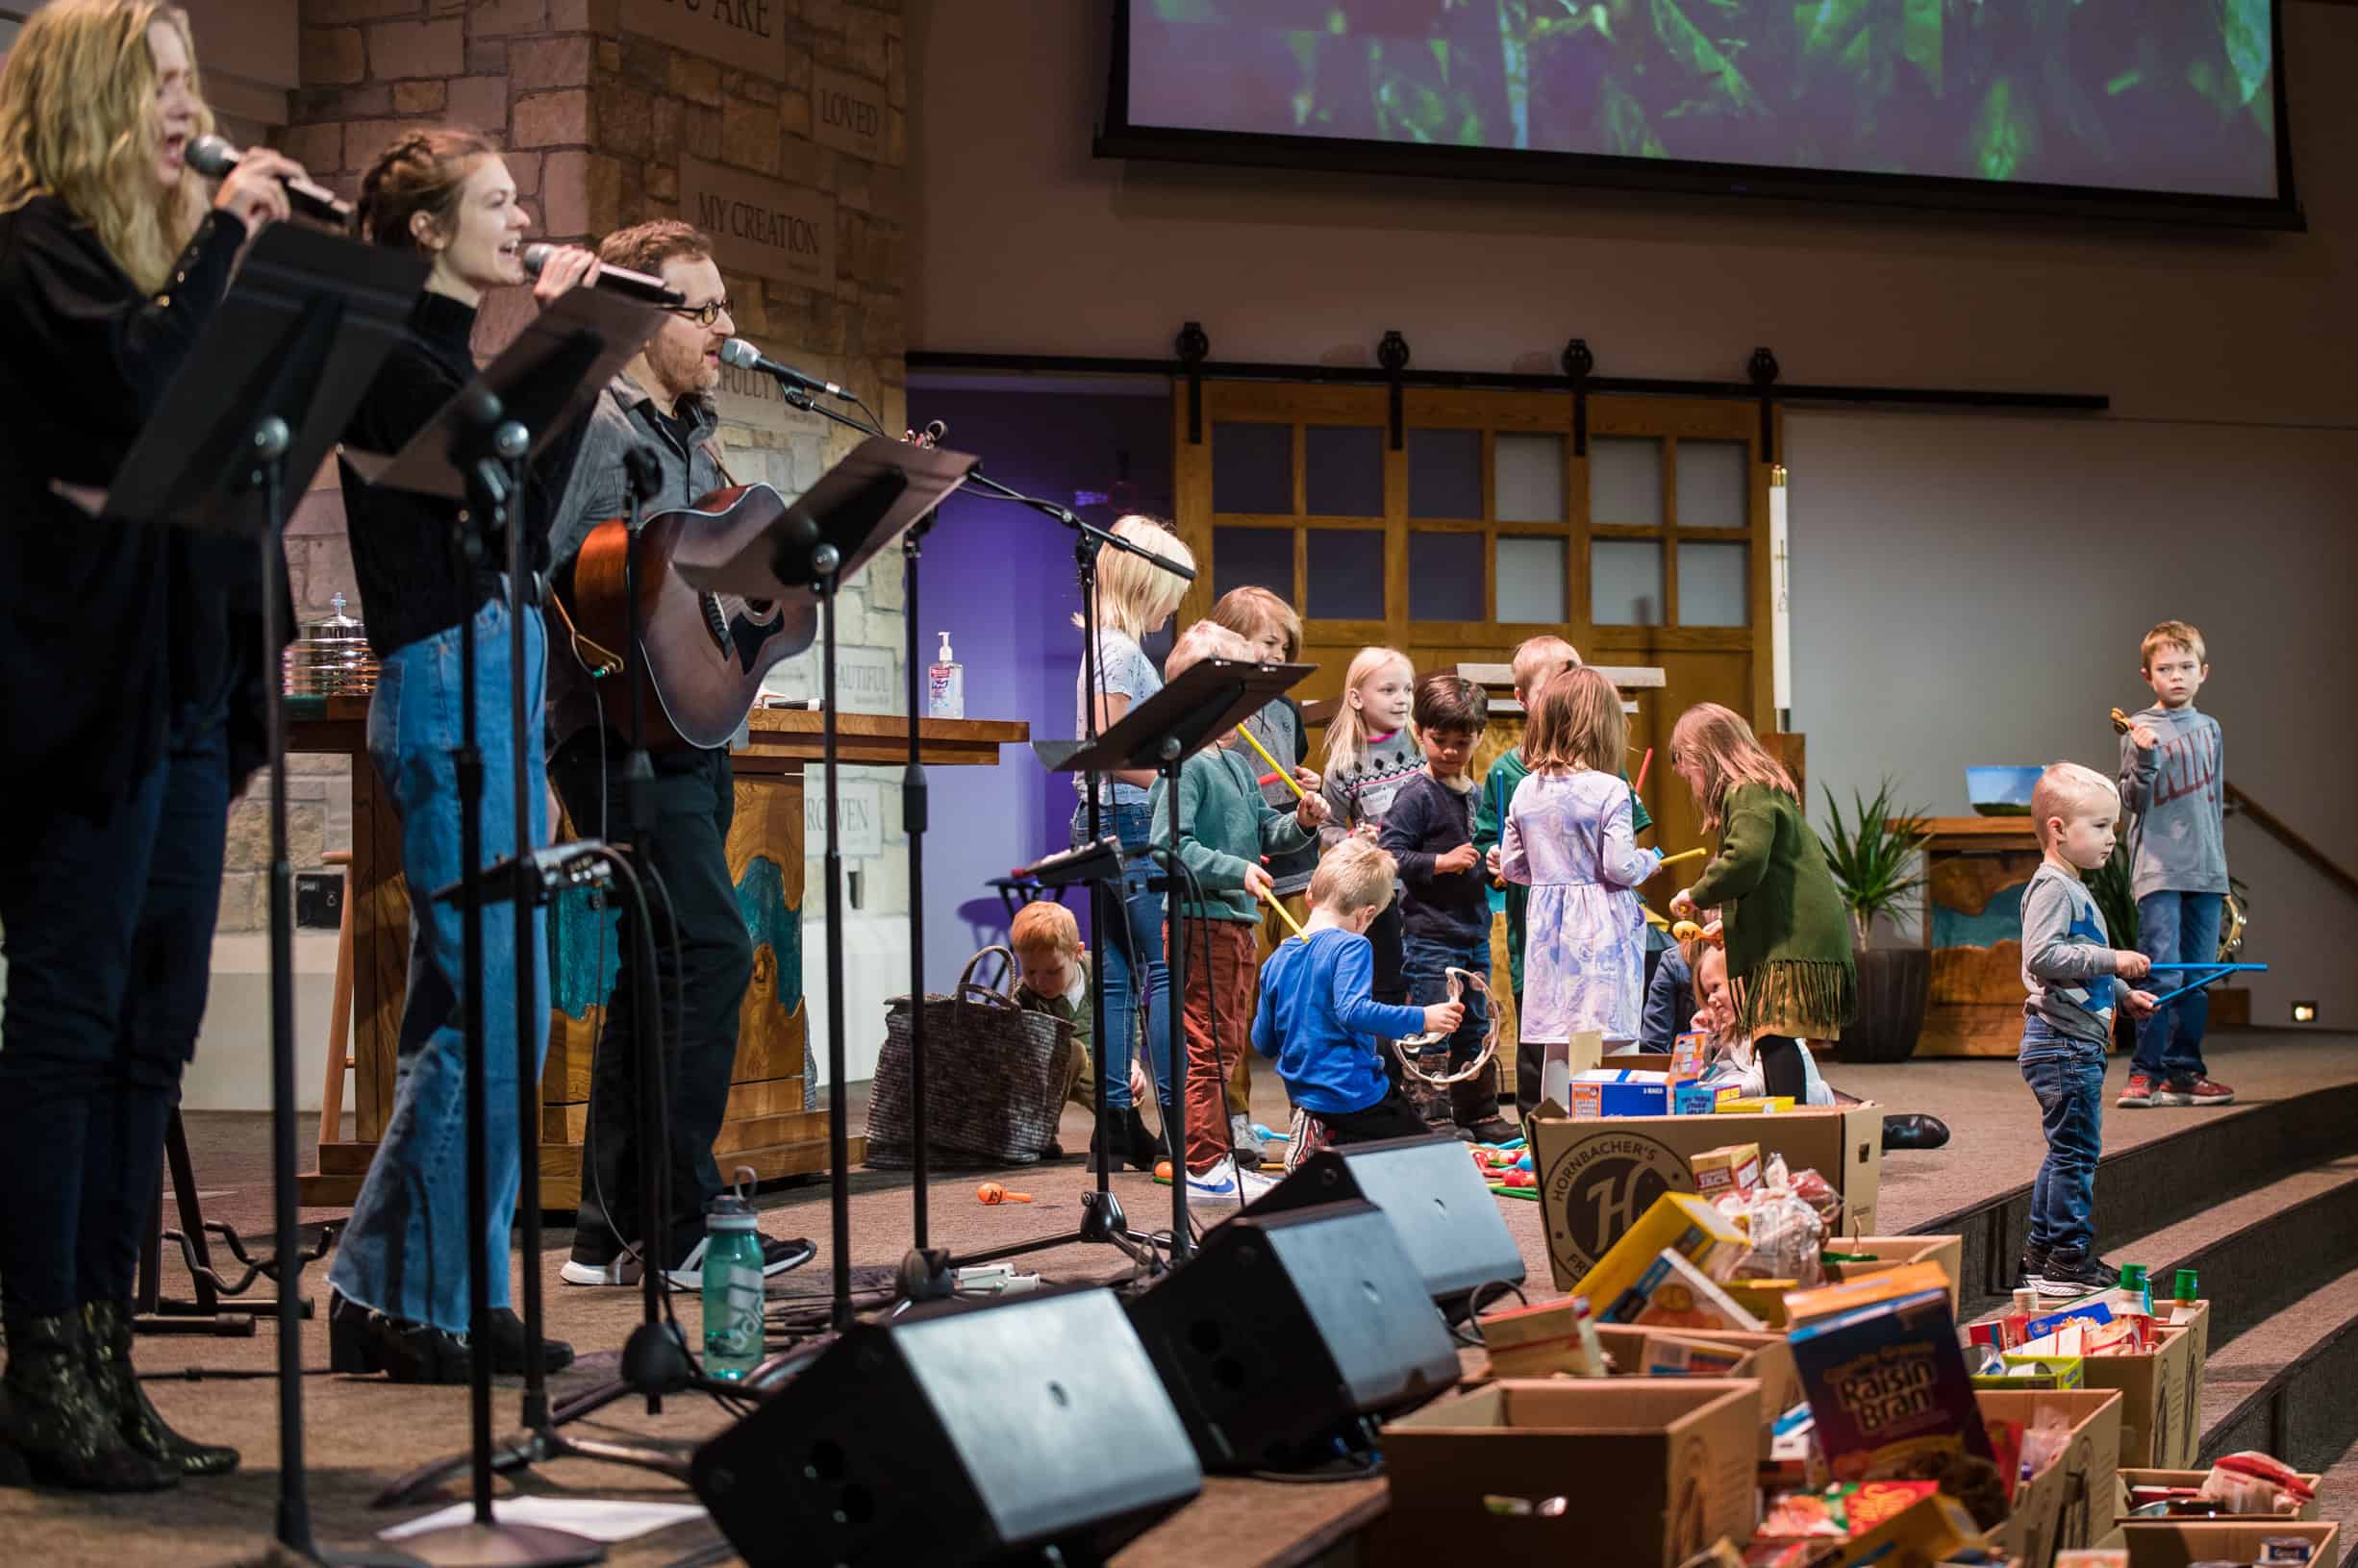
[[2019, 763, 2158, 1297], [2116, 620, 2233, 1109]]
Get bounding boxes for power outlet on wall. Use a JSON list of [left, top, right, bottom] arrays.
[[295, 872, 343, 930]]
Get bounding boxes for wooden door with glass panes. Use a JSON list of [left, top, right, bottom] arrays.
[[1171, 383, 1769, 863]]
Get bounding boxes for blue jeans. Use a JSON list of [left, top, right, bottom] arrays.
[[2131, 890, 2223, 1083], [2020, 1021, 2105, 1257], [0, 702, 228, 1317], [1404, 933, 1497, 1124], [1075, 801, 1174, 1108], [1072, 800, 1173, 1110], [332, 601, 550, 1334]]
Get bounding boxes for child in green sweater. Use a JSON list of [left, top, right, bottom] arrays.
[[1148, 623, 1331, 1203], [1474, 635, 1653, 1114]]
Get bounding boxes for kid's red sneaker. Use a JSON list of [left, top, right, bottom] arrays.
[[2116, 1072, 2159, 1108], [2157, 1076, 2235, 1107]]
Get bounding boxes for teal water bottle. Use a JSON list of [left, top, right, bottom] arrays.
[[701, 1165, 765, 1381]]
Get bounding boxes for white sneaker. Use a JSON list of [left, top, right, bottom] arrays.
[[1228, 1111, 1266, 1168], [560, 1255, 642, 1287], [1184, 1156, 1275, 1205], [661, 1232, 815, 1291]]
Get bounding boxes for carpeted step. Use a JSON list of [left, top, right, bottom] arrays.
[[2197, 1263, 2358, 1474], [2104, 1161, 2358, 1347], [2298, 1422, 2358, 1568]]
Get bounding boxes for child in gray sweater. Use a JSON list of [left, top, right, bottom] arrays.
[[2117, 619, 2232, 1109], [2019, 762, 2158, 1298]]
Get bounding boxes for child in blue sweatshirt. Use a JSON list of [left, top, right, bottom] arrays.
[[1252, 839, 1463, 1168]]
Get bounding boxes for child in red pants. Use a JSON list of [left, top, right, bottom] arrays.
[[1147, 623, 1330, 1203]]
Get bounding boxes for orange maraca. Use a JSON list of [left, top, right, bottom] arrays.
[[976, 1182, 1034, 1206]]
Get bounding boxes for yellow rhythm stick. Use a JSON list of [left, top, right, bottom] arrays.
[[1657, 847, 1708, 869], [1236, 724, 1307, 800], [1259, 883, 1308, 939]]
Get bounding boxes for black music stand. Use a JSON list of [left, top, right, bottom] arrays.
[[347, 286, 654, 1562], [88, 223, 426, 1568], [353, 288, 656, 1537], [963, 658, 1314, 1270], [672, 436, 976, 1332]]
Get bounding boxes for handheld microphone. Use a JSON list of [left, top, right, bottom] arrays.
[[518, 243, 686, 307], [720, 337, 847, 400], [187, 135, 352, 225]]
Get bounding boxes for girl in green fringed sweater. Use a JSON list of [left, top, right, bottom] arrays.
[[1666, 704, 1856, 1091]]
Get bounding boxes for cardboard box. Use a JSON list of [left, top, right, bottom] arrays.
[[1970, 1299, 2210, 1467], [1692, 1143, 1762, 1201], [1592, 1326, 1800, 1456], [1374, 1380, 1762, 1568], [1527, 1101, 1883, 1289], [1821, 1235, 1966, 1311], [1978, 1388, 2124, 1566], [1570, 1192, 1750, 1325], [1478, 1298, 1606, 1380], [1571, 1071, 1670, 1119], [2114, 1521, 2340, 1566], [2120, 1466, 2323, 1523]]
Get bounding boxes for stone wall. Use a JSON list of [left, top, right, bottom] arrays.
[[226, 0, 911, 933]]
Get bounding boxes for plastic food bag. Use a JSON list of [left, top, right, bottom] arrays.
[[2017, 1405, 2074, 1482], [1723, 1156, 1827, 1284], [2198, 1452, 2315, 1516]]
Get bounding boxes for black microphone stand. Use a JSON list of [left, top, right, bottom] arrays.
[[377, 445, 749, 1507], [927, 470, 1197, 1273]]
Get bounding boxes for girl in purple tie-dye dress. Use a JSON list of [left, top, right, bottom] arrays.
[[1497, 668, 1661, 1049]]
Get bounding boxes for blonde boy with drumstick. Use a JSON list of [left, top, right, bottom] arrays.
[[1146, 623, 1331, 1202]]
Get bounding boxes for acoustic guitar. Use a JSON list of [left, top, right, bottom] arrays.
[[559, 425, 944, 752]]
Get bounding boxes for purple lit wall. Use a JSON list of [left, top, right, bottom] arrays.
[[909, 385, 1174, 988]]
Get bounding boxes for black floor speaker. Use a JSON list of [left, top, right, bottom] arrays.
[[1247, 1132, 1525, 1315], [1124, 1198, 1461, 1472], [690, 1286, 1202, 1567]]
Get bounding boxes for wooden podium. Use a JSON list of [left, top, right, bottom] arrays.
[[289, 700, 1026, 1207]]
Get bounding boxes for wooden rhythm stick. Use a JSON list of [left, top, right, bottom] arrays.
[[1258, 882, 1308, 940], [1634, 746, 1654, 794], [1657, 846, 1708, 869], [1237, 724, 1307, 800]]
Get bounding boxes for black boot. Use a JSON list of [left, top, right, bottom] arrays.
[[0, 1309, 177, 1491], [81, 1301, 238, 1478], [483, 1308, 574, 1376], [326, 1289, 467, 1384], [1124, 1105, 1164, 1172]]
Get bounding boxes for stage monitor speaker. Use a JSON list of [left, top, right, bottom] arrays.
[[1124, 1198, 1460, 1472], [1246, 1133, 1524, 1315], [690, 1286, 1201, 1567]]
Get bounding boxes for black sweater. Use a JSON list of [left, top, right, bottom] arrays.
[[0, 195, 276, 814], [1376, 769, 1490, 949], [339, 290, 583, 659]]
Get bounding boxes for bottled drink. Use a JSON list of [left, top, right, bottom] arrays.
[[2120, 1262, 2152, 1315], [701, 1166, 765, 1381]]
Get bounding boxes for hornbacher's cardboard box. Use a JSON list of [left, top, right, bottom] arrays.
[[1373, 1380, 1761, 1568], [1525, 1098, 1884, 1289], [2106, 1520, 2341, 1565], [1592, 1325, 1800, 1458], [1978, 1387, 2123, 1566], [2119, 1465, 2323, 1523], [1971, 1298, 2211, 1467]]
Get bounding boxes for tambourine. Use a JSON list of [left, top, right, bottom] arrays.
[[1391, 965, 1500, 1085]]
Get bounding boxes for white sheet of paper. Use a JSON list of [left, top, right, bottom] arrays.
[[379, 1496, 709, 1544]]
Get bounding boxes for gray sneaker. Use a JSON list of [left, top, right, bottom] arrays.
[[1227, 1111, 1266, 1170]]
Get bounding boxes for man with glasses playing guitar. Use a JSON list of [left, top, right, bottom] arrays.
[[543, 220, 815, 1291]]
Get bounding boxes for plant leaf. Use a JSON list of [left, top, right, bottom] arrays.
[[1650, 0, 1765, 113], [2223, 0, 2270, 107], [1902, 0, 1940, 96], [1969, 75, 2038, 182]]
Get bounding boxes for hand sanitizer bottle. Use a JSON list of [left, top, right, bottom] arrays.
[[927, 630, 964, 719]]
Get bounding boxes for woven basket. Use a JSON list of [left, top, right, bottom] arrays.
[[865, 945, 1074, 1168]]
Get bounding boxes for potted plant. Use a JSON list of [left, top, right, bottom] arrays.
[[1818, 780, 1934, 1063]]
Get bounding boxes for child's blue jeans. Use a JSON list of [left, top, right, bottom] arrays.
[[1403, 933, 1497, 1125], [2131, 890, 2222, 1084], [2020, 1019, 2105, 1257]]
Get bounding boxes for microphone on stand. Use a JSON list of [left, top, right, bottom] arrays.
[[720, 337, 850, 401], [518, 243, 687, 306], [187, 135, 352, 226]]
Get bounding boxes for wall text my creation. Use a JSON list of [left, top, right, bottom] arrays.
[[618, 0, 790, 79], [681, 154, 837, 287]]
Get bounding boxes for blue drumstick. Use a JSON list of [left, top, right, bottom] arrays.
[[2145, 961, 2268, 972], [2143, 962, 2268, 1009]]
